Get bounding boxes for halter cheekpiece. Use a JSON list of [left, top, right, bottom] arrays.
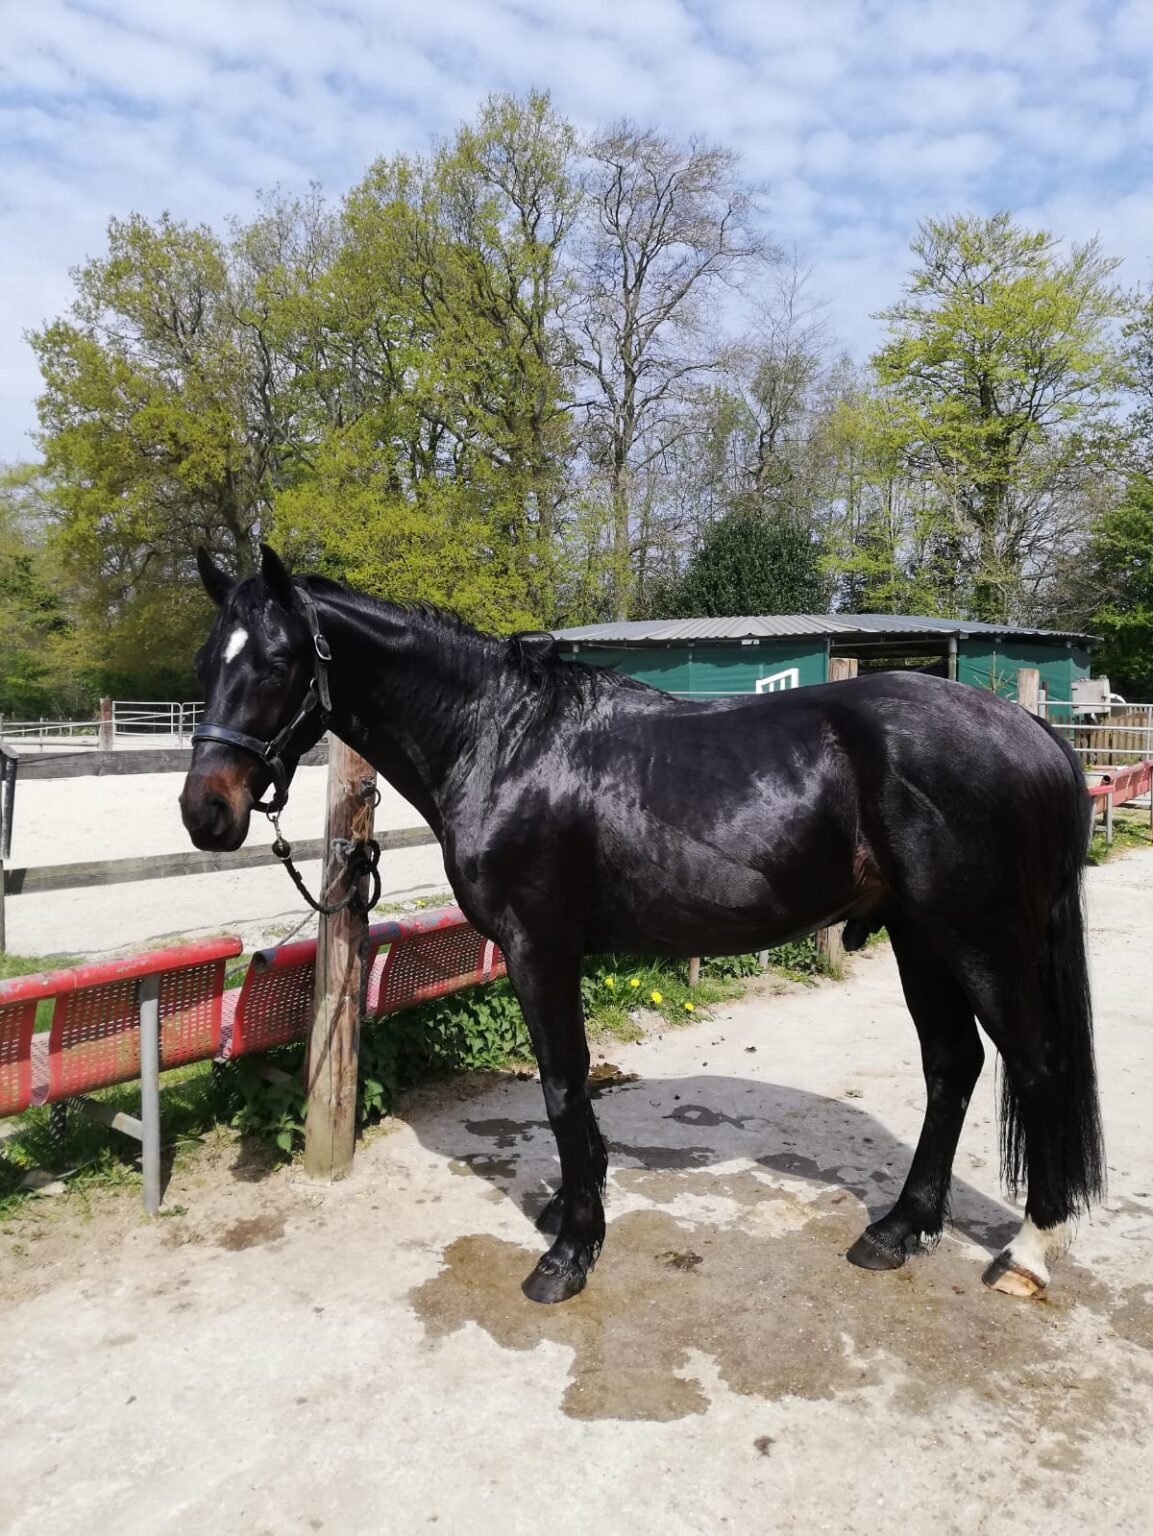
[[191, 585, 333, 815], [191, 584, 381, 916]]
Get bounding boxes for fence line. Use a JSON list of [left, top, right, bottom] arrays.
[[3, 824, 437, 896], [0, 700, 203, 752], [1042, 701, 1153, 768]]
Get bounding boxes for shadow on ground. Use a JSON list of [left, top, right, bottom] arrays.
[[394, 1070, 1151, 1443]]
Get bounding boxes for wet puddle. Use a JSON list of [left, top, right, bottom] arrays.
[[410, 1167, 1146, 1460]]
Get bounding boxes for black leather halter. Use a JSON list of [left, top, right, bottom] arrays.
[[191, 585, 333, 814]]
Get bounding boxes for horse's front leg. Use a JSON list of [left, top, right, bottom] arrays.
[[504, 938, 607, 1304]]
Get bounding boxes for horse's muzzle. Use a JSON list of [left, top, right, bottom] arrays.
[[179, 769, 253, 852]]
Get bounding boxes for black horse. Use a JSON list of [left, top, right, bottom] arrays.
[[181, 547, 1104, 1305]]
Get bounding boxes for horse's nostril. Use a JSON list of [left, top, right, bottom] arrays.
[[204, 793, 231, 837]]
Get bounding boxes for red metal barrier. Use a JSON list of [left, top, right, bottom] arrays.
[[1087, 759, 1153, 805], [222, 905, 505, 1060], [0, 937, 243, 1107]]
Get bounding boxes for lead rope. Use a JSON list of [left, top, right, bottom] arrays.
[[268, 803, 383, 918], [268, 587, 380, 917]]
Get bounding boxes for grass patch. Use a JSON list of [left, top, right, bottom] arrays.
[[0, 936, 836, 1209], [0, 1058, 226, 1219], [1086, 807, 1153, 865]]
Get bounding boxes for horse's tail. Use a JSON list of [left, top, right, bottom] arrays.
[[1000, 738, 1105, 1214]]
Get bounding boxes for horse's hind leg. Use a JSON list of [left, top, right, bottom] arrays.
[[502, 939, 607, 1304], [939, 907, 1103, 1297], [848, 916, 984, 1272], [953, 968, 1097, 1298]]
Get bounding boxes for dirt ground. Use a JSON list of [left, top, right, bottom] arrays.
[[6, 767, 450, 957], [1, 854, 1151, 1534]]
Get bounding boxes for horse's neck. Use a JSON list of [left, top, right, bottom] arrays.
[[316, 591, 507, 826]]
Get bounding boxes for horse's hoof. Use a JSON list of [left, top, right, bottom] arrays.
[[522, 1259, 587, 1305], [535, 1190, 564, 1236], [847, 1230, 907, 1271], [982, 1251, 1046, 1298]]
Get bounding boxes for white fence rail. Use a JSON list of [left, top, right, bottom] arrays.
[[0, 702, 203, 752], [1042, 701, 1153, 768], [0, 719, 100, 749], [111, 701, 203, 744]]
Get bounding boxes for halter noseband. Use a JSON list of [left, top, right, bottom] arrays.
[[191, 585, 333, 815]]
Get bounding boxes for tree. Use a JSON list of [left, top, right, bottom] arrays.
[[0, 465, 82, 715], [872, 213, 1128, 622], [271, 93, 576, 629], [574, 125, 770, 617], [656, 510, 828, 618], [28, 203, 327, 687], [1060, 477, 1153, 696]]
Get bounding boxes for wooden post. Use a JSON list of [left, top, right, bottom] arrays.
[[98, 697, 114, 751], [1016, 667, 1041, 717], [304, 739, 377, 1181], [816, 924, 845, 978], [687, 956, 700, 988], [828, 655, 859, 683]]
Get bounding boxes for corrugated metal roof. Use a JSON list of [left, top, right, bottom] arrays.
[[551, 613, 1094, 644]]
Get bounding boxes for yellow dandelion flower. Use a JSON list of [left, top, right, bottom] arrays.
[[650, 990, 663, 1004], [629, 977, 640, 989], [604, 976, 616, 989], [683, 1001, 695, 1012]]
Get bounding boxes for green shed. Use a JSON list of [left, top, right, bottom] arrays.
[[552, 615, 1094, 715]]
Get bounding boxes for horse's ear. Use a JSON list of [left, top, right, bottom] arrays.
[[196, 547, 233, 608], [260, 544, 296, 611]]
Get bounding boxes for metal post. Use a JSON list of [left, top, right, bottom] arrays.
[[947, 636, 958, 682], [1105, 792, 1114, 848], [138, 972, 162, 1213], [0, 749, 16, 954], [98, 697, 114, 752]]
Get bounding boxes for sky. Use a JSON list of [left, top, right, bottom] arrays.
[[3, 0, 1153, 463]]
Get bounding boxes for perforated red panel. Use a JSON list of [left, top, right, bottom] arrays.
[[227, 958, 315, 1058], [0, 999, 37, 1117], [158, 959, 227, 1068], [49, 979, 139, 1098], [371, 926, 490, 1016], [46, 959, 228, 1098]]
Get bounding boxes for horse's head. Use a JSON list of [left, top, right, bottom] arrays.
[[179, 544, 329, 852]]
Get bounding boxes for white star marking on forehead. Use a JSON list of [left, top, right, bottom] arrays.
[[223, 627, 249, 664]]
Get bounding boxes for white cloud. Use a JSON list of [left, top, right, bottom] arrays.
[[1, 0, 1152, 460]]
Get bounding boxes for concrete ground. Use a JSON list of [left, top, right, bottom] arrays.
[[0, 854, 1151, 1534], [6, 766, 450, 957]]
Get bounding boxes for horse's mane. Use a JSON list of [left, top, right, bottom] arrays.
[[294, 573, 652, 699]]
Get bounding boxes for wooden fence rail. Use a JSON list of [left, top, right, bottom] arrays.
[[2, 825, 437, 896]]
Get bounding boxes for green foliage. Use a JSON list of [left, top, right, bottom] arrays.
[[15, 111, 1144, 705], [0, 936, 843, 1205], [866, 212, 1127, 622], [657, 510, 829, 617], [0, 465, 84, 715], [1080, 476, 1153, 696], [1086, 808, 1153, 866]]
